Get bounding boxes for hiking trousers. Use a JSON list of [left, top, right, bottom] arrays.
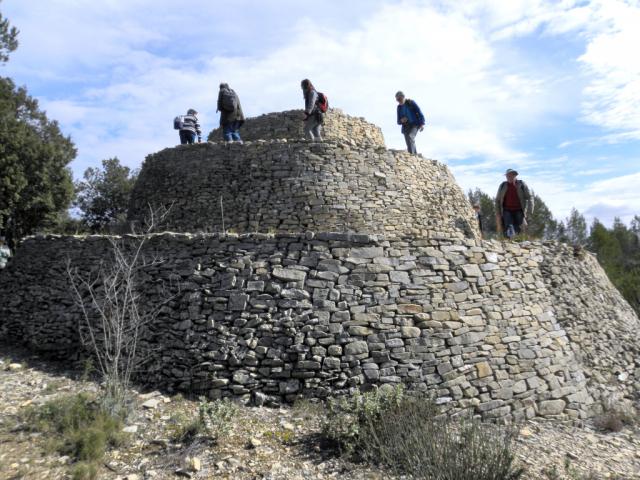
[[304, 114, 323, 141], [179, 130, 196, 145], [223, 121, 242, 142], [403, 125, 419, 154], [502, 209, 524, 238]]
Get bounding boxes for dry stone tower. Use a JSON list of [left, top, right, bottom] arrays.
[[1, 109, 638, 422]]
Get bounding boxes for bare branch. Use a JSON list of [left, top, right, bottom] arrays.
[[66, 209, 178, 414]]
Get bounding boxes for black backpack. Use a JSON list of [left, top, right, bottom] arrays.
[[173, 115, 184, 130], [220, 89, 238, 112]]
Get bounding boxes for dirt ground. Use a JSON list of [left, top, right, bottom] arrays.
[[1, 344, 638, 480]]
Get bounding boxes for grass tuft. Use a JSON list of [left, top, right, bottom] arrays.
[[22, 392, 126, 476]]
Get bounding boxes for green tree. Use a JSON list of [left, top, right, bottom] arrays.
[[467, 188, 497, 238], [0, 1, 18, 64], [0, 77, 76, 247], [74, 157, 138, 232], [611, 217, 639, 264], [563, 208, 588, 245], [526, 192, 557, 240], [588, 218, 640, 315]]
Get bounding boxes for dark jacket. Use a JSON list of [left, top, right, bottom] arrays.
[[217, 87, 245, 126], [303, 88, 324, 123], [397, 99, 425, 133], [495, 179, 534, 216], [180, 113, 201, 138]]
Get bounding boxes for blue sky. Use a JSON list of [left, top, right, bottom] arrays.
[[3, 0, 639, 226]]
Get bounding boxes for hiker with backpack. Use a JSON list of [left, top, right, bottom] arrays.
[[495, 169, 534, 239], [175, 109, 202, 145], [301, 79, 327, 141], [217, 83, 245, 143], [0, 236, 10, 269], [395, 91, 426, 154]]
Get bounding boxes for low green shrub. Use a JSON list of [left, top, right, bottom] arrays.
[[323, 385, 404, 455], [593, 404, 636, 432], [167, 397, 238, 444], [264, 428, 296, 445], [323, 386, 524, 480], [292, 398, 325, 420], [70, 461, 99, 480], [198, 397, 238, 440], [167, 411, 204, 443], [22, 393, 125, 466]]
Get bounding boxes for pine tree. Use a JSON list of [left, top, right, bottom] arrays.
[[75, 158, 138, 232], [526, 192, 557, 240], [564, 208, 588, 245], [0, 1, 18, 64]]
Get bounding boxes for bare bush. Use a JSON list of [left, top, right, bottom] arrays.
[[67, 205, 173, 414]]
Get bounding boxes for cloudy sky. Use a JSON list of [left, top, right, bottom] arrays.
[[3, 0, 639, 225]]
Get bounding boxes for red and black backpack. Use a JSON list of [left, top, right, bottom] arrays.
[[316, 92, 329, 113]]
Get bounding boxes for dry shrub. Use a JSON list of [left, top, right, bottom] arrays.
[[324, 386, 524, 480]]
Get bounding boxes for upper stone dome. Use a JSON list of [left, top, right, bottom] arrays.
[[208, 109, 386, 148], [128, 110, 480, 239]]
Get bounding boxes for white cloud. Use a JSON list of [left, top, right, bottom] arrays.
[[11, 1, 563, 173], [3, 0, 640, 227], [578, 1, 640, 140]]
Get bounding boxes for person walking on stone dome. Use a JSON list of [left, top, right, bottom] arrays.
[[395, 91, 426, 154], [301, 79, 323, 142], [217, 83, 245, 143], [178, 109, 202, 145], [495, 168, 534, 239], [0, 236, 11, 269], [473, 203, 483, 239]]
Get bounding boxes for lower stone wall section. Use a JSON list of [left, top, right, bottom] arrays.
[[0, 233, 611, 421]]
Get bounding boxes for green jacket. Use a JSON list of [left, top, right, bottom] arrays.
[[495, 180, 534, 217]]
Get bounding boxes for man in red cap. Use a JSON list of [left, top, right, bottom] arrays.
[[495, 169, 534, 239]]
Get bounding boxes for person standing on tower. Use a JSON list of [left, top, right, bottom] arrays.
[[0, 237, 11, 269], [217, 83, 245, 143], [178, 109, 202, 145], [301, 79, 324, 142], [495, 168, 534, 239], [395, 91, 426, 154]]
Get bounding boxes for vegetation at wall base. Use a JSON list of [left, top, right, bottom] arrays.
[[167, 397, 238, 444], [21, 392, 126, 479], [323, 386, 524, 480]]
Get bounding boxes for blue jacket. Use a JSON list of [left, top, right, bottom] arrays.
[[397, 99, 425, 133]]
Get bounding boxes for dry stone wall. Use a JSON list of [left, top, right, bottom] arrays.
[[1, 233, 615, 421], [540, 245, 640, 403], [128, 141, 480, 239], [208, 109, 386, 148], [2, 109, 637, 423]]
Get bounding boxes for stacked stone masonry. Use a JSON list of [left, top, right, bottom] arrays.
[[208, 109, 386, 148], [1, 110, 638, 421], [6, 232, 640, 421], [540, 245, 640, 405], [128, 141, 479, 239]]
